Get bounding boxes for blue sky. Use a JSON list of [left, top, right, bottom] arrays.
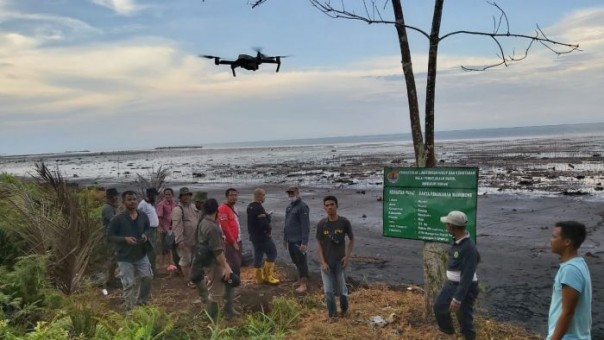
[[1, 0, 603, 155]]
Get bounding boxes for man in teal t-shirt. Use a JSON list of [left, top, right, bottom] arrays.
[[547, 221, 592, 340]]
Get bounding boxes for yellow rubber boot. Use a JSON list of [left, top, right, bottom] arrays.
[[255, 267, 264, 284], [263, 261, 280, 285]]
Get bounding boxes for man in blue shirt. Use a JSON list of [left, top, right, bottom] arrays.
[[548, 221, 592, 340]]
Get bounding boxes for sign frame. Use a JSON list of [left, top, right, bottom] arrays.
[[382, 167, 479, 244]]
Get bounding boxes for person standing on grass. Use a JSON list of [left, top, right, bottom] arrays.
[[107, 190, 153, 312], [434, 210, 480, 340], [198, 198, 236, 319], [284, 186, 310, 293], [156, 188, 177, 271], [316, 195, 354, 319], [138, 187, 159, 276], [247, 188, 280, 285], [547, 221, 592, 340], [172, 187, 200, 288], [101, 188, 120, 287], [218, 188, 242, 278]]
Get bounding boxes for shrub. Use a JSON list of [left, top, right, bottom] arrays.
[[0, 163, 104, 294], [0, 255, 63, 331]]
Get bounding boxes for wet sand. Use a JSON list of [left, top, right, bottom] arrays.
[[150, 184, 602, 337]]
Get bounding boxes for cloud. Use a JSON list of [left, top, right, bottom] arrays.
[[0, 4, 603, 154], [90, 0, 145, 16]]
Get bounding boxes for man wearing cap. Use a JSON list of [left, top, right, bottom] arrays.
[[172, 187, 200, 287], [284, 186, 310, 293], [101, 188, 119, 288], [218, 188, 242, 278], [198, 198, 236, 319], [156, 188, 177, 271], [138, 188, 160, 275], [434, 210, 480, 340], [193, 191, 208, 214]]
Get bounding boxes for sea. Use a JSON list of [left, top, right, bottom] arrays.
[[1, 122, 603, 198]]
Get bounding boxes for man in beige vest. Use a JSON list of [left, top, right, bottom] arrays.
[[172, 187, 200, 287]]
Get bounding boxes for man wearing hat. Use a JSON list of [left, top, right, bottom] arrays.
[[172, 187, 201, 287], [284, 186, 310, 293], [193, 191, 208, 213], [138, 188, 160, 275], [434, 210, 480, 340], [101, 188, 120, 287]]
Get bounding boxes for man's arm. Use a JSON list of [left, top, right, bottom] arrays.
[[316, 221, 328, 271], [171, 206, 184, 245], [299, 204, 310, 246], [452, 246, 479, 308], [341, 219, 354, 267], [218, 206, 236, 246], [551, 285, 580, 340]]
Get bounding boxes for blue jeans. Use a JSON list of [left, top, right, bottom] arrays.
[[117, 255, 153, 310], [252, 239, 277, 267], [434, 281, 479, 340], [320, 261, 349, 317], [287, 241, 308, 279]]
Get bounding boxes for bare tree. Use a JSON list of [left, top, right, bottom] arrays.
[[249, 0, 579, 315]]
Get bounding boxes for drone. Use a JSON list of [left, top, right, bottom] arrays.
[[199, 48, 288, 77]]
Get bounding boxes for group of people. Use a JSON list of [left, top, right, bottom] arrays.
[[102, 185, 592, 339], [100, 185, 356, 320]]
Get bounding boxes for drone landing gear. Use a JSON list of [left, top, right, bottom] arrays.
[[231, 65, 237, 77]]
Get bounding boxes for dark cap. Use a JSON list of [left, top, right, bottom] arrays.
[[286, 186, 299, 193], [194, 191, 208, 202], [105, 188, 119, 198], [146, 187, 159, 197], [179, 187, 193, 197]]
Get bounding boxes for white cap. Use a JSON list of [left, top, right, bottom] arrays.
[[440, 210, 468, 227]]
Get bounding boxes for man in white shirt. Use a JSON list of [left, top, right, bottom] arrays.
[[138, 188, 160, 275]]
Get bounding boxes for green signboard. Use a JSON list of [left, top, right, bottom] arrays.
[[383, 167, 478, 243]]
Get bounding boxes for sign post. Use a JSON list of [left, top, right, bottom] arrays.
[[383, 167, 479, 243]]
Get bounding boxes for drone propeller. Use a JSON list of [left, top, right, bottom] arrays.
[[252, 47, 267, 59], [199, 54, 221, 65]]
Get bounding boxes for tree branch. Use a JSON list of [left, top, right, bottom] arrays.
[[307, 0, 431, 39], [249, 0, 580, 72]]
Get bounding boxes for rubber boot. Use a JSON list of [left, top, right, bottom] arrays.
[[263, 261, 280, 285], [255, 267, 264, 284], [224, 286, 240, 319], [205, 302, 219, 320]]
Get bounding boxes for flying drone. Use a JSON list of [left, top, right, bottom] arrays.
[[199, 48, 288, 77]]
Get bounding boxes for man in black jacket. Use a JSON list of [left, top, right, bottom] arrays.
[[247, 188, 279, 285], [434, 210, 480, 340], [108, 190, 153, 312]]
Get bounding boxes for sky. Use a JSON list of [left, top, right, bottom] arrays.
[[0, 0, 603, 155]]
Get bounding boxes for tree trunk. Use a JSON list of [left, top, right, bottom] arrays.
[[391, 0, 424, 166], [423, 0, 444, 168], [421, 0, 448, 319]]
